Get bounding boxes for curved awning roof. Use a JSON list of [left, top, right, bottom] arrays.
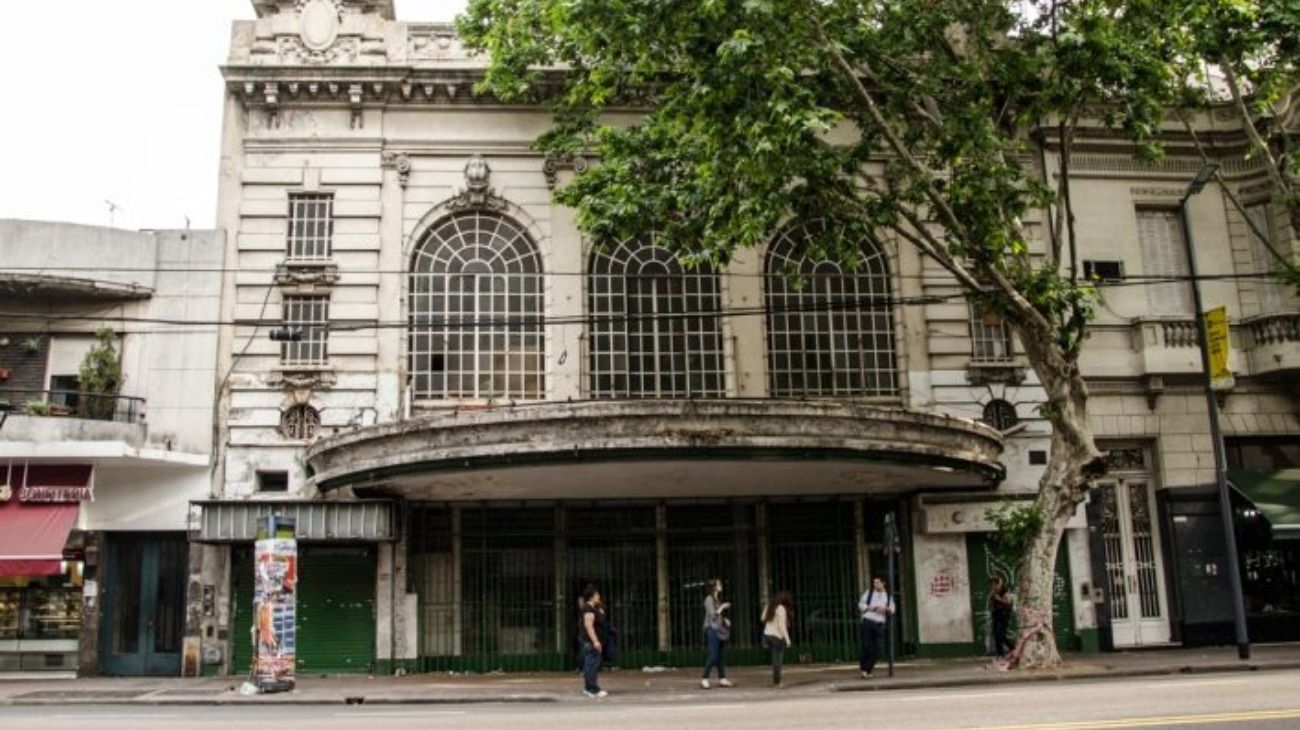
[[306, 400, 1005, 501], [1231, 469, 1300, 541]]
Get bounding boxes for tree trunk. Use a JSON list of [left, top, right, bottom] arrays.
[[1010, 324, 1107, 669]]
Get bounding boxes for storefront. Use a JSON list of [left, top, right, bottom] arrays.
[[0, 462, 92, 672]]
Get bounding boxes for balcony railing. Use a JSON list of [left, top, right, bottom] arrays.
[[1243, 312, 1300, 348], [0, 389, 145, 424]]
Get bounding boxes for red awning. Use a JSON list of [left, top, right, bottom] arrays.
[[0, 497, 79, 577]]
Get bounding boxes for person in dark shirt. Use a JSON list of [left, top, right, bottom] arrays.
[[577, 584, 608, 698], [989, 575, 1014, 658]]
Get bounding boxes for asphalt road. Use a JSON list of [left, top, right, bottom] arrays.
[[3, 669, 1300, 729]]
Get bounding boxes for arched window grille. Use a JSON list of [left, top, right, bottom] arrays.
[[588, 236, 726, 398], [981, 399, 1019, 431], [764, 220, 898, 397], [409, 212, 544, 401], [280, 404, 321, 441]]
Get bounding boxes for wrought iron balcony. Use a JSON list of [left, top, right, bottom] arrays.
[[0, 388, 145, 425]]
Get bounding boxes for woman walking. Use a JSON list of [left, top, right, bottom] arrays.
[[857, 576, 895, 678], [761, 590, 793, 687], [577, 584, 608, 698], [700, 578, 733, 689]]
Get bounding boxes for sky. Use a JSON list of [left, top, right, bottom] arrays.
[[0, 0, 468, 232]]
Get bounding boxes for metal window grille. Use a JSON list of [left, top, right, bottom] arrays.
[[287, 193, 334, 260], [409, 212, 544, 401], [279, 404, 321, 440], [281, 296, 329, 366], [981, 399, 1018, 431], [764, 220, 898, 397], [588, 235, 726, 398], [969, 305, 1015, 363]]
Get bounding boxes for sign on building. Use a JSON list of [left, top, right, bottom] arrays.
[[1204, 306, 1231, 384]]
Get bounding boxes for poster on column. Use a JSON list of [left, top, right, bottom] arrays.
[[253, 525, 297, 691]]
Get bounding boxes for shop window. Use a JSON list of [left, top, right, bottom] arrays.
[[765, 220, 898, 397]]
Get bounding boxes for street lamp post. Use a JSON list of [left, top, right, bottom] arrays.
[[1179, 162, 1251, 660]]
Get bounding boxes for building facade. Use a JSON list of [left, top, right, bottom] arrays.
[[188, 0, 1299, 677], [0, 220, 223, 675]]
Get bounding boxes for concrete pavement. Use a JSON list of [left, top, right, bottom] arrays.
[[1, 644, 1298, 706]]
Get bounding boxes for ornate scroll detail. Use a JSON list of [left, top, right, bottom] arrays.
[[543, 153, 589, 189], [449, 156, 506, 210], [382, 152, 412, 188]]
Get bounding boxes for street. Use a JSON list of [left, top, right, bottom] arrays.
[[3, 669, 1299, 729]]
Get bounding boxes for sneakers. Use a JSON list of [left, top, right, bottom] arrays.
[[860, 670, 872, 679], [718, 679, 734, 688], [583, 689, 609, 698], [701, 679, 711, 689]]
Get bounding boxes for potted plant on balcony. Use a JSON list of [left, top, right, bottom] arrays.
[[78, 328, 123, 421], [23, 400, 53, 417]]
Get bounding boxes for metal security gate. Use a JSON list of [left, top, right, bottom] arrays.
[[666, 505, 760, 661], [232, 545, 376, 675], [967, 532, 1077, 653], [769, 502, 860, 662], [1095, 479, 1170, 646], [565, 507, 659, 666]]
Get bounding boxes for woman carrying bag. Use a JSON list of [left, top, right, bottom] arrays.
[[700, 578, 733, 689]]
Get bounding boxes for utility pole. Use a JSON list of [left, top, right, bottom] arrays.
[[1179, 162, 1251, 660]]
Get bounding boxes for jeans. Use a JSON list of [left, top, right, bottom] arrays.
[[580, 641, 602, 693], [702, 627, 727, 680], [860, 618, 886, 673], [763, 634, 786, 685]]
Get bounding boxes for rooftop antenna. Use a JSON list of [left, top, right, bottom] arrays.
[[104, 199, 122, 228]]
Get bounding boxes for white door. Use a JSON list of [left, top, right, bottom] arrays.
[[1098, 479, 1171, 646]]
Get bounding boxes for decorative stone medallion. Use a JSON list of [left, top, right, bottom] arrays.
[[299, 0, 341, 52]]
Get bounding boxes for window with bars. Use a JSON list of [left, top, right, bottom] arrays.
[[280, 296, 329, 366], [1246, 203, 1290, 312], [279, 404, 321, 441], [1136, 208, 1193, 315], [287, 193, 334, 260], [981, 399, 1019, 431], [588, 236, 726, 398], [969, 305, 1015, 363], [408, 212, 544, 401], [764, 220, 898, 397]]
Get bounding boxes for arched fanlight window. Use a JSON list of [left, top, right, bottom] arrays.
[[588, 236, 726, 398], [409, 212, 544, 400], [981, 399, 1019, 431], [280, 404, 321, 441], [764, 220, 898, 397]]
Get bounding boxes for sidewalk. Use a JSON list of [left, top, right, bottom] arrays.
[[1, 644, 1297, 706]]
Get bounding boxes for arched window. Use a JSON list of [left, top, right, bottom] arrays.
[[588, 236, 726, 398], [409, 212, 544, 400], [765, 220, 898, 397], [981, 399, 1019, 431], [280, 404, 321, 441]]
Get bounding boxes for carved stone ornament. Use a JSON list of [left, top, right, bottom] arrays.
[[449, 155, 506, 211], [382, 151, 412, 188], [269, 369, 337, 390], [543, 153, 589, 189], [299, 0, 341, 52]]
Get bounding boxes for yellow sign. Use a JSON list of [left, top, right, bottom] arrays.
[[1205, 306, 1230, 381]]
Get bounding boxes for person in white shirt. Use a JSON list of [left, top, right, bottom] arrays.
[[857, 577, 895, 678], [761, 590, 794, 686]]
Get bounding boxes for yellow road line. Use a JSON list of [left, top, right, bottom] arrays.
[[954, 708, 1300, 730]]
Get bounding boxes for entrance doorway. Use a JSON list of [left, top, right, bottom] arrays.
[[1096, 478, 1171, 646], [100, 534, 187, 675]]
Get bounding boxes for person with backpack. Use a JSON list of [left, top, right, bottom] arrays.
[[700, 578, 733, 689], [761, 590, 794, 687], [578, 584, 609, 698], [857, 576, 895, 678]]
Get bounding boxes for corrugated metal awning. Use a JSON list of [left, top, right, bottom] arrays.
[[191, 500, 397, 542]]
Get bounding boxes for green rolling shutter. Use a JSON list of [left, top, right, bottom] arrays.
[[230, 545, 376, 675], [966, 533, 1077, 653]]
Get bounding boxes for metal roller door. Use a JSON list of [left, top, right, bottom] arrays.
[[231, 545, 376, 675]]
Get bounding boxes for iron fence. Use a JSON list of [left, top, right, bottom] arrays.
[[0, 388, 144, 424]]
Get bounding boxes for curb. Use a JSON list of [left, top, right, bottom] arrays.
[[830, 660, 1300, 693], [0, 694, 559, 707]]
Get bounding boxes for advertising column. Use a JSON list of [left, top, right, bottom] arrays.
[[253, 516, 296, 692]]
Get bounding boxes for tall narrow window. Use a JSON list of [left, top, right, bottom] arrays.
[[970, 305, 1015, 363], [409, 212, 544, 401], [1247, 203, 1289, 312], [281, 296, 329, 366], [764, 220, 898, 397], [588, 236, 726, 398], [287, 193, 334, 260], [1136, 209, 1192, 315]]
